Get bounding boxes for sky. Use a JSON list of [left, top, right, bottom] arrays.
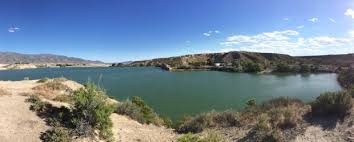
[[1, 0, 354, 62]]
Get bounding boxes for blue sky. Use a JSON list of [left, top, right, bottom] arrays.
[[1, 0, 354, 62]]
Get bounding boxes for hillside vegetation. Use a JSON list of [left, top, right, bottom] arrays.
[[115, 51, 354, 73]]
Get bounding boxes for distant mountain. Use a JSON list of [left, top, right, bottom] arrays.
[[0, 52, 104, 64]]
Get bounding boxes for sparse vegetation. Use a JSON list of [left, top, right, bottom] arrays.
[[311, 91, 353, 118], [53, 95, 73, 103], [177, 133, 202, 142], [177, 111, 240, 133], [37, 77, 49, 83], [71, 83, 115, 141], [0, 89, 11, 96], [337, 69, 354, 89], [33, 77, 72, 99], [177, 130, 227, 142], [241, 61, 263, 72], [115, 96, 164, 126], [27, 83, 115, 141], [40, 127, 71, 142], [26, 94, 47, 112]]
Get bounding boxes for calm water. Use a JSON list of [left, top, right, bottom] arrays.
[[0, 67, 342, 120]]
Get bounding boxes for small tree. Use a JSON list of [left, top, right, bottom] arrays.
[[72, 83, 115, 141]]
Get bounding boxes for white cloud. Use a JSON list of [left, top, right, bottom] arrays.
[[308, 17, 319, 23], [8, 27, 20, 33], [203, 30, 220, 37], [221, 30, 354, 56], [328, 17, 336, 23], [345, 8, 354, 19], [297, 25, 304, 29], [283, 18, 289, 21], [203, 33, 211, 37]]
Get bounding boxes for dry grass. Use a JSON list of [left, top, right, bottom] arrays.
[[0, 89, 11, 96], [32, 78, 72, 99]]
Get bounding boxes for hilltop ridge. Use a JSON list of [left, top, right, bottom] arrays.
[[0, 52, 103, 64]]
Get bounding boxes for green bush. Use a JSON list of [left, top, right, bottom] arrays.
[[177, 111, 240, 133], [26, 95, 47, 112], [311, 91, 353, 118], [246, 99, 257, 108], [40, 127, 70, 142], [115, 96, 164, 126], [276, 63, 291, 72], [241, 61, 262, 72], [115, 100, 146, 124], [37, 77, 49, 83], [71, 83, 115, 141]]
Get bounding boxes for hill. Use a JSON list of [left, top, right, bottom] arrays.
[[0, 52, 103, 64], [126, 51, 297, 67], [116, 51, 354, 73], [297, 54, 354, 66]]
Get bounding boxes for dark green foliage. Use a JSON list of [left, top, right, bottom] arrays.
[[162, 117, 173, 128], [276, 63, 291, 72], [177, 111, 240, 133], [72, 83, 115, 140], [115, 96, 164, 126], [26, 95, 47, 112], [246, 99, 257, 108], [241, 61, 263, 72], [311, 91, 353, 118], [299, 64, 311, 73], [40, 127, 70, 142], [115, 100, 146, 123]]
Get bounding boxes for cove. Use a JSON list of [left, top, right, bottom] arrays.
[[0, 67, 342, 120]]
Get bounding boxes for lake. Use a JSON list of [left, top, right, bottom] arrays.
[[0, 67, 342, 120]]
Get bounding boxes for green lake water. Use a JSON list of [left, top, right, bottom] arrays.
[[0, 67, 342, 120]]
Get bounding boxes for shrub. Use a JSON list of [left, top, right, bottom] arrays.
[[177, 133, 202, 142], [276, 63, 291, 72], [53, 95, 73, 103], [311, 91, 353, 118], [241, 61, 262, 72], [246, 99, 257, 108], [261, 97, 304, 110], [26, 95, 47, 112], [116, 100, 146, 123], [177, 111, 240, 133], [71, 83, 115, 141], [115, 96, 164, 126], [268, 107, 300, 129], [40, 127, 70, 142], [37, 77, 49, 83], [262, 129, 284, 142], [201, 130, 227, 142]]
